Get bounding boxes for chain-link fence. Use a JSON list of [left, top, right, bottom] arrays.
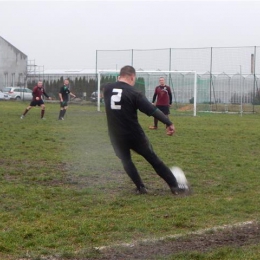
[[96, 47, 260, 113]]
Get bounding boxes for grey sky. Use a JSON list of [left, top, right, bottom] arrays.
[[0, 0, 260, 70]]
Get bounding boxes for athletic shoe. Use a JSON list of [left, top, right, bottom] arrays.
[[136, 186, 148, 194], [170, 186, 191, 196], [149, 126, 158, 130], [20, 115, 24, 119], [41, 117, 46, 120], [58, 117, 64, 120]]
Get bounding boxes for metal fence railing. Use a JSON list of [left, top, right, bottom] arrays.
[[96, 47, 259, 74], [26, 47, 260, 113], [96, 47, 260, 113]]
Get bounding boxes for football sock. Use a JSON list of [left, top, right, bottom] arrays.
[[59, 110, 63, 119], [62, 109, 66, 117], [23, 109, 29, 116], [154, 118, 158, 127], [41, 110, 45, 118]]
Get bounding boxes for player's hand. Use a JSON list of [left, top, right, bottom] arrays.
[[36, 97, 40, 100], [49, 97, 52, 100], [166, 124, 175, 136]]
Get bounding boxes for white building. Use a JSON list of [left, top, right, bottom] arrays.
[[0, 36, 27, 89]]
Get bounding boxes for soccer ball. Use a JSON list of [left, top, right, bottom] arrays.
[[170, 166, 189, 190]]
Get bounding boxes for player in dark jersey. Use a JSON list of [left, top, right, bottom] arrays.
[[103, 65, 189, 195], [20, 81, 52, 119], [58, 79, 76, 120], [149, 77, 172, 130]]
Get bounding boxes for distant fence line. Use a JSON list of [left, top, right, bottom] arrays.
[[96, 46, 260, 75], [27, 46, 260, 111], [96, 46, 260, 105]]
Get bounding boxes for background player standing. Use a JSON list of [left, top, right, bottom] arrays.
[[149, 77, 172, 130], [103, 65, 189, 195], [58, 79, 76, 120], [20, 80, 51, 119]]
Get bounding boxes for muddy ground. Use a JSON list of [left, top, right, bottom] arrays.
[[95, 221, 260, 260]]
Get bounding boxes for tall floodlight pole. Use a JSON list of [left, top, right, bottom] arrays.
[[97, 72, 101, 112], [240, 65, 243, 117]]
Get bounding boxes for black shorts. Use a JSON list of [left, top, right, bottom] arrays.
[[156, 105, 170, 115], [60, 101, 68, 107], [111, 133, 154, 161], [30, 100, 44, 106]]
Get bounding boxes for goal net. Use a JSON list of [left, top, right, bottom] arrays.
[[97, 70, 198, 116]]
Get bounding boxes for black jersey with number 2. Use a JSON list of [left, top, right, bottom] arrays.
[[104, 81, 157, 140]]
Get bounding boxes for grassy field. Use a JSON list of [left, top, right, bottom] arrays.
[[0, 101, 259, 259]]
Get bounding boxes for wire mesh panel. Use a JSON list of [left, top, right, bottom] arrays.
[[171, 48, 211, 72], [98, 70, 197, 116], [133, 49, 171, 71], [95, 46, 260, 114], [212, 47, 255, 74], [255, 47, 260, 75], [96, 50, 133, 70]]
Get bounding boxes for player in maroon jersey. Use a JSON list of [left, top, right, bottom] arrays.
[[149, 77, 172, 130], [103, 65, 189, 195], [20, 81, 52, 119]]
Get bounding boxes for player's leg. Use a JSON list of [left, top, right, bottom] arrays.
[[58, 102, 65, 120], [40, 102, 45, 118], [149, 106, 168, 130], [139, 145, 190, 195], [132, 136, 178, 190], [149, 117, 158, 129], [121, 157, 147, 194], [21, 104, 33, 118], [61, 106, 68, 118], [59, 102, 68, 119], [112, 139, 146, 193]]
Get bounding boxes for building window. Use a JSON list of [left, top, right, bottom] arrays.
[[18, 73, 24, 87], [12, 73, 15, 87], [4, 72, 8, 86]]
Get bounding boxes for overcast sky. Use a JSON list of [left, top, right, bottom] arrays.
[[0, 0, 260, 70]]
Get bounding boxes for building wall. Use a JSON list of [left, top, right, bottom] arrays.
[[0, 36, 27, 90]]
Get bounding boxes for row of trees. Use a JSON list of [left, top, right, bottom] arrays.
[[27, 75, 146, 100], [27, 76, 97, 100]]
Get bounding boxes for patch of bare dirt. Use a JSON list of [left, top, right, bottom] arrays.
[[177, 104, 194, 111], [15, 222, 259, 260], [96, 221, 260, 260]]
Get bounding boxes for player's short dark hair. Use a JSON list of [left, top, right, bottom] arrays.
[[120, 66, 136, 77]]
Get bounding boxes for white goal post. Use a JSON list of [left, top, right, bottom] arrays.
[[97, 70, 197, 116]]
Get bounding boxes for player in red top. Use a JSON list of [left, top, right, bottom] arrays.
[[20, 81, 52, 119], [149, 77, 172, 130]]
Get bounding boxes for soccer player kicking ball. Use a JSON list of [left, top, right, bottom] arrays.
[[58, 79, 76, 120], [103, 65, 190, 195]]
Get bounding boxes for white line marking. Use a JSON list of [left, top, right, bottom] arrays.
[[95, 220, 255, 251]]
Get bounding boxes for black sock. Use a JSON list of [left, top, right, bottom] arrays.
[[23, 108, 29, 116], [59, 110, 63, 119], [62, 109, 66, 118]]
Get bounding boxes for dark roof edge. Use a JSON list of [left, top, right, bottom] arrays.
[[0, 36, 27, 58]]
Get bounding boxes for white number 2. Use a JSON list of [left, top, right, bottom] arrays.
[[111, 88, 122, 110]]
